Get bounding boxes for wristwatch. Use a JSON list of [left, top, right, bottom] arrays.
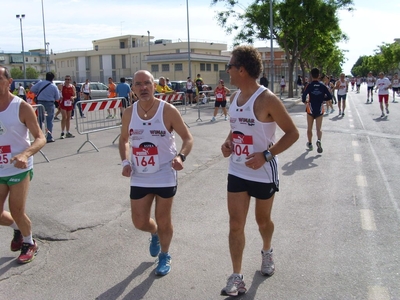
[[263, 150, 274, 162], [178, 153, 186, 162]]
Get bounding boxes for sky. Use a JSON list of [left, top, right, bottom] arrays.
[[2, 0, 399, 75]]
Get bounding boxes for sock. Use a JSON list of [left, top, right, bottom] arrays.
[[10, 222, 19, 230], [23, 234, 34, 245], [262, 248, 273, 254]]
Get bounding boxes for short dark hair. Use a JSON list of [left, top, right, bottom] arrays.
[[310, 68, 320, 79], [0, 65, 11, 79], [120, 77, 126, 83], [231, 45, 262, 79], [46, 72, 55, 81]]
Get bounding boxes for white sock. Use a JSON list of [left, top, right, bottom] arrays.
[[262, 248, 273, 254], [23, 235, 34, 245], [10, 222, 19, 230]]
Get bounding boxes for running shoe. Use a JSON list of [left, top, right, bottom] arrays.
[[221, 274, 247, 296], [307, 142, 313, 151], [260, 248, 275, 276], [386, 108, 389, 114], [339, 109, 342, 115], [381, 112, 385, 118], [17, 240, 38, 264], [54, 116, 60, 121], [316, 140, 323, 153], [211, 117, 216, 122], [371, 98, 373, 103], [66, 132, 75, 138], [106, 115, 113, 119], [224, 116, 228, 121], [149, 233, 160, 257], [11, 230, 23, 252], [155, 252, 171, 276], [366, 99, 369, 104], [330, 109, 335, 114], [342, 112, 345, 116], [60, 132, 65, 139]]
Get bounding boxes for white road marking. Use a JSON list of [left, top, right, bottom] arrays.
[[368, 285, 390, 300], [352, 141, 359, 146], [356, 175, 367, 187], [354, 154, 362, 162], [360, 209, 377, 231]]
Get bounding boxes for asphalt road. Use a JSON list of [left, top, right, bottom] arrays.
[[1, 87, 399, 300]]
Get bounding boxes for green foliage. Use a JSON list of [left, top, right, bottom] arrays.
[[26, 67, 40, 79], [10, 68, 23, 79], [211, 0, 354, 96]]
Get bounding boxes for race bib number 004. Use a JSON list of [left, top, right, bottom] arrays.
[[132, 146, 160, 173], [231, 133, 254, 164]]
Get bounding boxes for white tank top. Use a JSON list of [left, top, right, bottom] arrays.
[[0, 97, 33, 176], [129, 100, 177, 187], [337, 80, 348, 95], [392, 78, 400, 88], [83, 83, 90, 93], [228, 86, 279, 184], [367, 76, 375, 87]]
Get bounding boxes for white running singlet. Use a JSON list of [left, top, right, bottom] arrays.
[[228, 86, 278, 184]]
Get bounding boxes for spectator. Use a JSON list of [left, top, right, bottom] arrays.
[[155, 77, 174, 94], [260, 73, 269, 88]]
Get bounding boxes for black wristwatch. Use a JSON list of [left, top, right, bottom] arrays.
[[178, 153, 186, 162], [263, 150, 274, 162]]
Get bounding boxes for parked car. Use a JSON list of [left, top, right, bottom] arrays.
[[77, 82, 109, 99], [170, 81, 187, 93]]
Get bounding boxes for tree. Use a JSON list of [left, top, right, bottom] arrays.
[[10, 68, 23, 79], [26, 67, 40, 79], [212, 0, 353, 97]]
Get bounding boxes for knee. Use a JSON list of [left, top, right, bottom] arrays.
[[229, 219, 245, 234], [131, 215, 147, 231]]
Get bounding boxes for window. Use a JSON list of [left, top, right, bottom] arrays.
[[200, 63, 205, 71], [120, 41, 125, 49], [175, 63, 183, 71], [206, 64, 211, 71], [151, 64, 159, 72], [214, 64, 218, 72], [162, 64, 169, 72], [34, 57, 37, 63], [122, 55, 126, 69], [25, 57, 28, 62]]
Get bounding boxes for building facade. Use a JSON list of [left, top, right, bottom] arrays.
[[51, 34, 231, 86]]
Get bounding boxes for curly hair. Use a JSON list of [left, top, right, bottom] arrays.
[[231, 45, 263, 79]]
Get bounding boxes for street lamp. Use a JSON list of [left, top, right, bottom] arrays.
[[45, 42, 50, 72], [186, 0, 192, 79], [16, 14, 26, 79], [269, 1, 274, 93], [147, 30, 150, 55]]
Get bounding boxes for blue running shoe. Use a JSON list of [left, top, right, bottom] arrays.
[[155, 252, 171, 276], [149, 233, 160, 257]]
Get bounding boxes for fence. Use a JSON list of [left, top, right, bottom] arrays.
[[194, 89, 238, 122], [154, 92, 186, 115], [32, 104, 50, 162], [75, 97, 124, 153]]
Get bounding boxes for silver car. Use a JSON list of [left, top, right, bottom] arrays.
[[77, 82, 109, 99]]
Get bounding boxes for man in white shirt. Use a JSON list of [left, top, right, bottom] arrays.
[[375, 72, 392, 117]]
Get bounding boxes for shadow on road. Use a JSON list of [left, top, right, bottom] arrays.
[[96, 261, 154, 300], [281, 151, 321, 176], [0, 256, 18, 276]]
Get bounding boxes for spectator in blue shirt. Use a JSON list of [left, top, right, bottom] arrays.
[[116, 77, 131, 117]]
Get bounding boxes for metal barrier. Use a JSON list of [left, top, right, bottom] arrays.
[[75, 97, 124, 153], [195, 89, 238, 122], [155, 92, 187, 115], [32, 104, 50, 162]]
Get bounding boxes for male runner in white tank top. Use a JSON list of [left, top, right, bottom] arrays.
[[119, 70, 193, 277], [0, 65, 46, 264], [220, 46, 299, 297]]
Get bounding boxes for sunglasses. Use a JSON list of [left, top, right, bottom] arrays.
[[226, 63, 240, 70]]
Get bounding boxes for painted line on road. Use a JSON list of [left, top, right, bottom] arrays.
[[360, 209, 377, 231], [356, 175, 367, 187], [368, 285, 390, 300], [352, 141, 359, 147], [354, 154, 362, 162]]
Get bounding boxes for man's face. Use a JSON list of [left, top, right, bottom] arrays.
[[133, 71, 155, 101], [0, 68, 12, 95]]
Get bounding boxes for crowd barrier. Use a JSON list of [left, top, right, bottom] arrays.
[[155, 92, 186, 115], [194, 89, 238, 122], [32, 104, 50, 162], [75, 97, 124, 153]]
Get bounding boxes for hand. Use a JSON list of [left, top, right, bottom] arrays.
[[244, 152, 264, 170], [172, 156, 183, 171], [121, 165, 132, 177], [221, 140, 232, 157], [10, 153, 29, 169]]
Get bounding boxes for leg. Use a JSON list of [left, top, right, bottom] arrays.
[[315, 115, 323, 141], [306, 114, 314, 144], [130, 194, 157, 234], [255, 195, 275, 251], [44, 101, 55, 139], [154, 195, 174, 253], [60, 109, 67, 132], [8, 175, 32, 238], [65, 110, 72, 131], [0, 184, 13, 226], [227, 191, 251, 274]]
